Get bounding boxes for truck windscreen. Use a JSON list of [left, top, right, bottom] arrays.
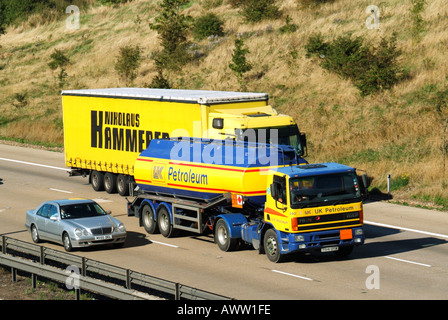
[[289, 172, 361, 208], [236, 125, 304, 156]]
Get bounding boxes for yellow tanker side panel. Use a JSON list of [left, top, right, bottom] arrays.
[[62, 95, 203, 175], [134, 155, 273, 197]]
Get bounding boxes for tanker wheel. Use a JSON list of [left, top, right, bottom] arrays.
[[264, 229, 283, 263], [142, 204, 158, 234], [157, 206, 177, 238], [215, 219, 238, 252], [117, 174, 129, 196], [104, 173, 117, 194], [91, 171, 104, 191]]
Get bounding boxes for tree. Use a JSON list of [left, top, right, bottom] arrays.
[[150, 0, 192, 70], [114, 45, 142, 84], [48, 49, 69, 88], [229, 37, 252, 84]]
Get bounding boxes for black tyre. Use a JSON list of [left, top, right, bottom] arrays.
[[31, 225, 40, 243], [142, 204, 158, 234], [117, 174, 129, 196], [157, 206, 176, 238], [63, 232, 73, 252], [104, 172, 117, 194], [214, 219, 238, 252], [263, 229, 283, 263], [91, 171, 105, 191]]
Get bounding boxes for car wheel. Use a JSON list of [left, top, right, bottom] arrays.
[[63, 232, 73, 252], [31, 225, 40, 243]]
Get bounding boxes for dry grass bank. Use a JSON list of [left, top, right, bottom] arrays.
[[1, 0, 448, 206]]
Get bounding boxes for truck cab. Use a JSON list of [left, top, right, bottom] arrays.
[[260, 163, 366, 262], [207, 103, 307, 157]]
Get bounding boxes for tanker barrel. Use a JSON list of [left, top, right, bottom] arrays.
[[133, 138, 300, 205]]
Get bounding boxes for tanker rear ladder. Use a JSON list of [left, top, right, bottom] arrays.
[[128, 192, 232, 234]]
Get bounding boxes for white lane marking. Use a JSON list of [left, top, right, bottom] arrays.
[[364, 220, 448, 240], [385, 256, 432, 268], [151, 240, 179, 248], [92, 198, 112, 203], [272, 270, 313, 281], [0, 157, 70, 172], [50, 188, 73, 194]]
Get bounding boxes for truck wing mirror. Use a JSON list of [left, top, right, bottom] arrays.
[[270, 183, 277, 199], [360, 173, 370, 196]]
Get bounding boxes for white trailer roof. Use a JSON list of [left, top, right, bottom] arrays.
[[61, 88, 268, 104]]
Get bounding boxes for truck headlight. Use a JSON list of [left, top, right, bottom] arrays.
[[294, 235, 304, 242], [354, 229, 364, 236]]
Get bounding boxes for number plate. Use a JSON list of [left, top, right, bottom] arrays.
[[321, 246, 339, 253], [94, 234, 112, 241]]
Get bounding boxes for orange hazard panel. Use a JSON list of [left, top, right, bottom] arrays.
[[340, 229, 353, 240]]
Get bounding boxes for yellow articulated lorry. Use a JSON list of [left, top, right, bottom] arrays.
[[61, 88, 307, 195]]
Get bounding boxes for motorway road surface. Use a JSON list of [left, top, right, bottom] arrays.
[[1, 143, 448, 300]]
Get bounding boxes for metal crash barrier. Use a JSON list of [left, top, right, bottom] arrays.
[[0, 236, 232, 300]]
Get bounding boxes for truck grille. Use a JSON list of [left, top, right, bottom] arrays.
[[295, 211, 361, 232], [91, 227, 113, 235]]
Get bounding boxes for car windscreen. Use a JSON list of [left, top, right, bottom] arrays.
[[60, 202, 106, 219]]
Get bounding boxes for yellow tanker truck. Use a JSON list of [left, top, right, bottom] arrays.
[[127, 138, 368, 262], [61, 88, 307, 195]]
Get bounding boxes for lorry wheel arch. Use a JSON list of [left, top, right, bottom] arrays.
[[214, 218, 239, 252]]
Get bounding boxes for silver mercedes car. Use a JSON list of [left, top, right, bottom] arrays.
[[25, 199, 126, 251]]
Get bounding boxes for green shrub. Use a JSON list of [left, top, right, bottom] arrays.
[[114, 45, 142, 84], [48, 49, 70, 88], [279, 15, 298, 34], [229, 37, 252, 80], [150, 0, 192, 70], [193, 13, 224, 40], [306, 33, 405, 96], [238, 0, 281, 23]]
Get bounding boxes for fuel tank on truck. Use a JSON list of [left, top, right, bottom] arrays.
[[133, 138, 304, 206]]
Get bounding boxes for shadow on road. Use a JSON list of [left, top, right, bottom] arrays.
[[282, 222, 447, 264]]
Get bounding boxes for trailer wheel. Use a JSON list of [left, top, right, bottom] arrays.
[[91, 171, 105, 191], [104, 173, 117, 194], [117, 174, 129, 196], [215, 219, 238, 252], [264, 229, 283, 263], [157, 206, 176, 238], [142, 204, 158, 234]]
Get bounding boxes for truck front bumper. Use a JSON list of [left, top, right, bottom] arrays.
[[278, 227, 364, 255]]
